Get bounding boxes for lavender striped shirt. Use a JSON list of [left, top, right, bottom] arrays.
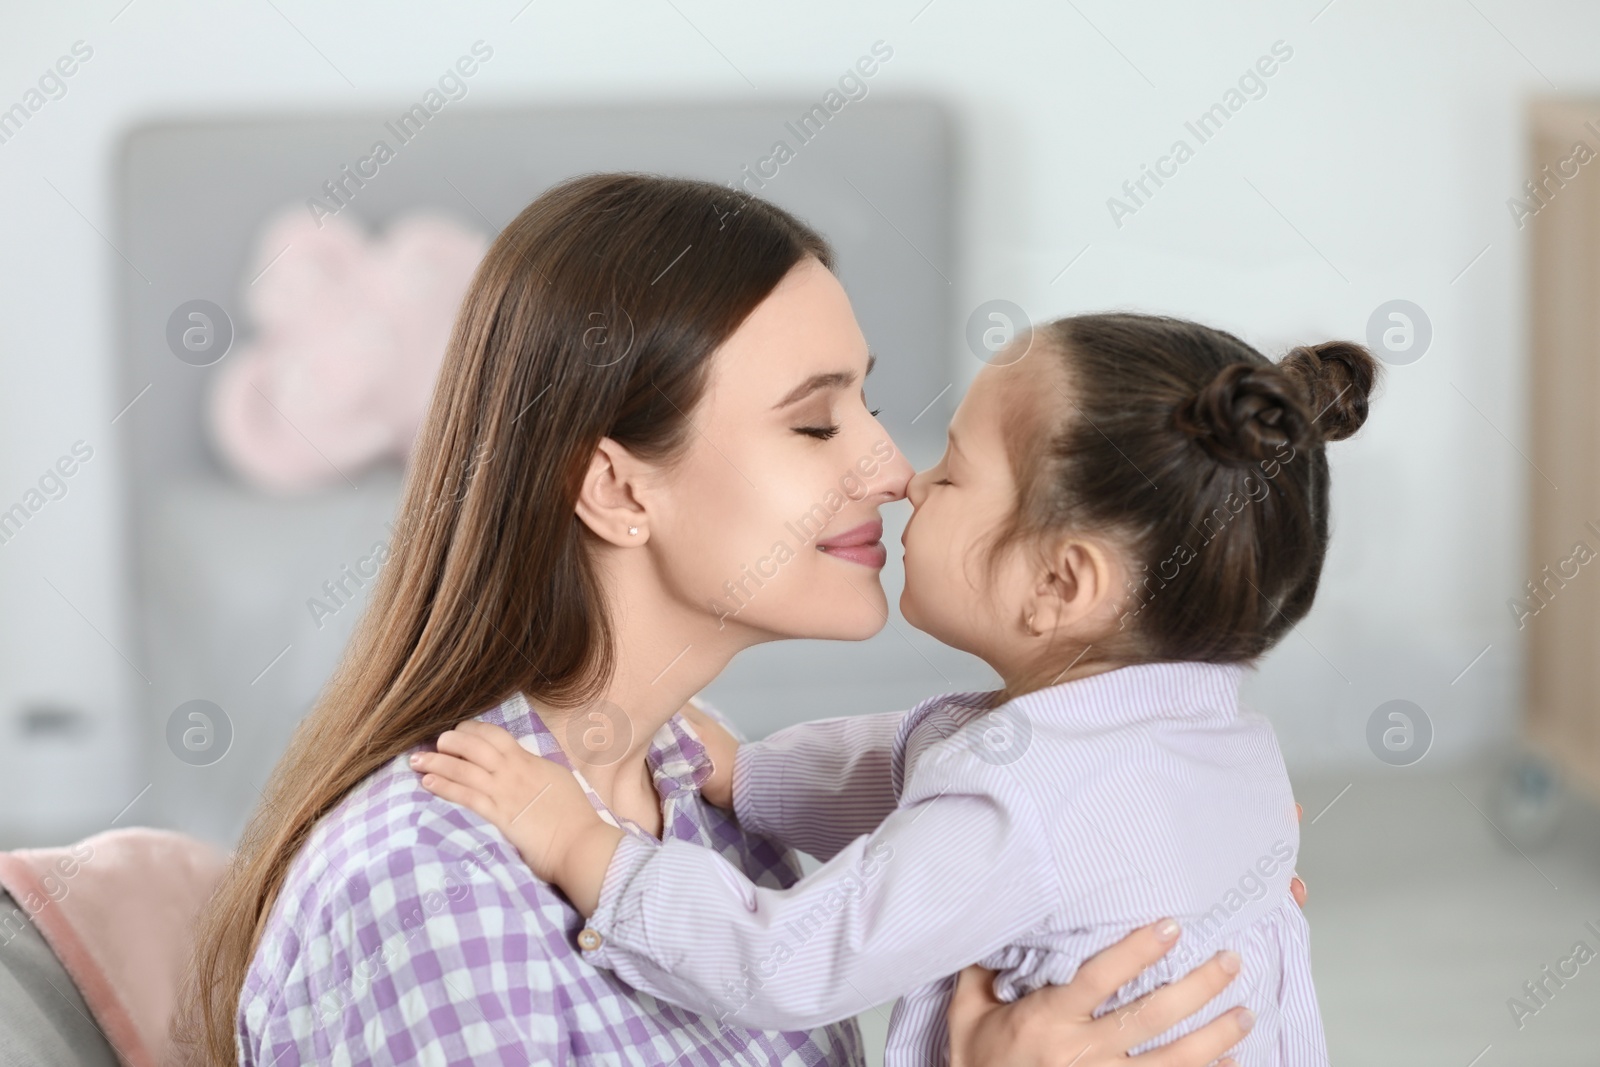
[[582, 661, 1328, 1066], [237, 691, 864, 1066]]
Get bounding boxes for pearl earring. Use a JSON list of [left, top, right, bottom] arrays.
[[628, 526, 639, 536]]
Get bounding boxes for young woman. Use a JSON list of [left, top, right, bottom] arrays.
[[175, 172, 1273, 1065]]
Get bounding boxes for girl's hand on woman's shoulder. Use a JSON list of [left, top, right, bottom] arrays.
[[413, 721, 606, 884], [677, 702, 739, 810], [947, 920, 1254, 1067]]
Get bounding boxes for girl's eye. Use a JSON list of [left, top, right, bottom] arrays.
[[933, 478, 952, 486], [795, 424, 842, 440], [869, 408, 882, 417]]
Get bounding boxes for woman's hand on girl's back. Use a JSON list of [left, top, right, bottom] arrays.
[[946, 920, 1253, 1067], [948, 802, 1309, 1065]]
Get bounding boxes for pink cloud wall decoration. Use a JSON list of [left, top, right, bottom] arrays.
[[207, 207, 488, 494]]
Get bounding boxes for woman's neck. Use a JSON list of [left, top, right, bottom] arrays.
[[534, 548, 752, 833]]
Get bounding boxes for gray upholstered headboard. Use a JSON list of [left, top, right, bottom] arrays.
[[114, 101, 992, 844]]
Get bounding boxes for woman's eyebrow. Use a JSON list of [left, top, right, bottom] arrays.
[[772, 353, 877, 410]]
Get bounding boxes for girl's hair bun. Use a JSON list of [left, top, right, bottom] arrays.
[[1278, 340, 1379, 442], [1013, 313, 1381, 664], [1173, 362, 1312, 465]]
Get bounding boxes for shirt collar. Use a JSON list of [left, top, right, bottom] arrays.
[[1008, 660, 1248, 724], [477, 691, 715, 832]]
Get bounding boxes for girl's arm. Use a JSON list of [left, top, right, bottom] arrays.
[[704, 706, 905, 861], [415, 719, 1054, 1030]]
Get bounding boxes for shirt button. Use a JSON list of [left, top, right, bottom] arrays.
[[577, 927, 603, 951]]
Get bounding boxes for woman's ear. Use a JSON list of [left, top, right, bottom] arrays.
[[1029, 537, 1120, 637], [574, 437, 651, 546]]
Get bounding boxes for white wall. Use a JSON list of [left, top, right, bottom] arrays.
[[2, 0, 1591, 835]]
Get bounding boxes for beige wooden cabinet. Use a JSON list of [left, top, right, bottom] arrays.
[[1523, 99, 1600, 804]]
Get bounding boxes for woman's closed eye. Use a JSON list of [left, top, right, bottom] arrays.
[[794, 407, 879, 440], [794, 423, 842, 440]]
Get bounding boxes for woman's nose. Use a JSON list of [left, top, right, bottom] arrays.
[[868, 439, 913, 503]]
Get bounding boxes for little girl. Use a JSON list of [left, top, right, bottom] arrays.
[[413, 312, 1378, 1065]]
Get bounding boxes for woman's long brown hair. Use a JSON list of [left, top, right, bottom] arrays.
[[172, 173, 833, 1063]]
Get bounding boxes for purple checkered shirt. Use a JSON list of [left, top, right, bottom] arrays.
[[237, 690, 865, 1066]]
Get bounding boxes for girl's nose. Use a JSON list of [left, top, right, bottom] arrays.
[[905, 466, 928, 508]]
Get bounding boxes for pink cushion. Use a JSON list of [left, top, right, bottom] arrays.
[[0, 828, 228, 1067]]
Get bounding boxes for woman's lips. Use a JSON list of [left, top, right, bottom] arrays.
[[816, 519, 887, 569]]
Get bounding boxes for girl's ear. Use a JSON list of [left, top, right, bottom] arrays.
[[1029, 536, 1120, 636], [574, 437, 652, 546]]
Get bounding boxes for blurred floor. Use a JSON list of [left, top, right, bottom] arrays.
[[849, 760, 1600, 1066], [1294, 761, 1600, 1066]]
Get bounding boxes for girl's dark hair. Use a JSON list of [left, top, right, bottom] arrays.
[[173, 173, 833, 1064], [1000, 312, 1379, 664]]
